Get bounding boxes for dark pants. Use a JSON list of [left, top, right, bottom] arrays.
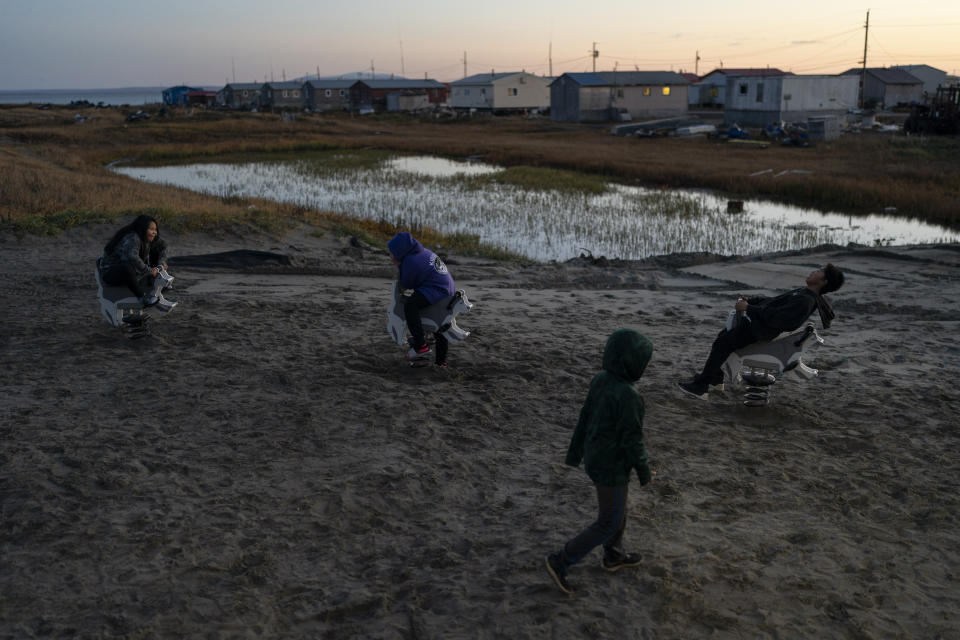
[[102, 262, 152, 297], [404, 291, 449, 364], [560, 484, 628, 569], [698, 322, 760, 384], [101, 240, 166, 297]]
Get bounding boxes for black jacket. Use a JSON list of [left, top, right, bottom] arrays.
[[746, 288, 818, 341]]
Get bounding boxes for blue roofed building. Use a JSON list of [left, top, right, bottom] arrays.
[[162, 85, 202, 106], [550, 72, 689, 122]]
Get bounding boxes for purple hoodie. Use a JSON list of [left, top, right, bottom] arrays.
[[388, 232, 455, 304]]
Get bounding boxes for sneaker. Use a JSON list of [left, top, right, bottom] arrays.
[[545, 553, 573, 595], [601, 549, 642, 572], [435, 361, 447, 368], [405, 344, 431, 360], [140, 294, 159, 307], [677, 379, 709, 400]]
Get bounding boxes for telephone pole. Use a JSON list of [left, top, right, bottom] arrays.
[[695, 50, 701, 76], [549, 42, 553, 77], [590, 42, 599, 72], [859, 9, 870, 109], [370, 60, 375, 80]]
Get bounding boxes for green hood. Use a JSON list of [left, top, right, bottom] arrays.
[[601, 329, 652, 381]]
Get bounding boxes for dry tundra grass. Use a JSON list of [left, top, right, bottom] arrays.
[[1, 105, 958, 236]]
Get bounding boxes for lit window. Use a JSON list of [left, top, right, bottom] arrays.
[[508, 88, 518, 96], [662, 86, 670, 96], [711, 87, 719, 97], [643, 87, 651, 96], [294, 90, 300, 97]]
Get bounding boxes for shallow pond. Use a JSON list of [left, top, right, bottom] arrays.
[[115, 155, 959, 261]]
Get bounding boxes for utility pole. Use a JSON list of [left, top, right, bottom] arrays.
[[549, 42, 553, 77], [695, 50, 701, 76], [859, 9, 870, 109], [462, 51, 467, 78], [371, 60, 375, 80], [400, 38, 406, 77], [590, 42, 599, 72]]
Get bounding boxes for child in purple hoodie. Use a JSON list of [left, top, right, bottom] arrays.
[[387, 232, 456, 365]]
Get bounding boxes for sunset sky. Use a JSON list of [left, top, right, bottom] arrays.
[[1, 0, 957, 90]]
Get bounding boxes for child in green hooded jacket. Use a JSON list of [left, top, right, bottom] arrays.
[[546, 328, 655, 595]]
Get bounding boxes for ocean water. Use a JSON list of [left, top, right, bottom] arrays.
[[0, 87, 165, 106]]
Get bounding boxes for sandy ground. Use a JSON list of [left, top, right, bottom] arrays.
[[1, 222, 958, 639]]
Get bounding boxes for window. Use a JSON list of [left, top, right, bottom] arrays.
[[339, 90, 345, 96], [662, 86, 670, 96], [711, 87, 719, 97], [325, 89, 332, 97], [616, 88, 624, 98], [293, 90, 300, 98], [282, 90, 288, 98], [756, 83, 763, 102], [508, 87, 518, 96], [643, 87, 651, 96], [242, 90, 248, 97], [739, 83, 748, 95]]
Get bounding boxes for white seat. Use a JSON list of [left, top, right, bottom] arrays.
[[95, 259, 176, 330], [386, 281, 473, 346]]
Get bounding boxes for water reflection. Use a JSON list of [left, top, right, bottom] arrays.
[[114, 155, 958, 261]]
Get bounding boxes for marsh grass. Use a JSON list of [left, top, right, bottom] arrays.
[[462, 166, 610, 195], [2, 105, 959, 242]]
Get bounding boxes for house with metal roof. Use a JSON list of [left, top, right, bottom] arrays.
[[549, 71, 689, 122], [304, 79, 354, 111], [692, 68, 789, 108], [217, 83, 263, 109], [449, 72, 550, 112], [349, 79, 449, 112], [890, 65, 947, 99], [260, 82, 305, 110], [162, 86, 203, 106], [841, 68, 923, 108], [723, 74, 859, 127]]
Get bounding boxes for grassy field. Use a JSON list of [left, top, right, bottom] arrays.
[[1, 104, 958, 251]]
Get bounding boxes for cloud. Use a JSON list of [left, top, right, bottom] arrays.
[[791, 40, 820, 45]]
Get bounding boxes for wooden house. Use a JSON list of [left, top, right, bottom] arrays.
[[217, 83, 263, 109], [550, 72, 689, 122], [841, 68, 923, 109], [303, 79, 354, 111], [890, 65, 947, 100], [723, 74, 859, 126], [260, 82, 304, 110], [349, 79, 448, 112], [692, 68, 788, 108], [449, 72, 550, 112]]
